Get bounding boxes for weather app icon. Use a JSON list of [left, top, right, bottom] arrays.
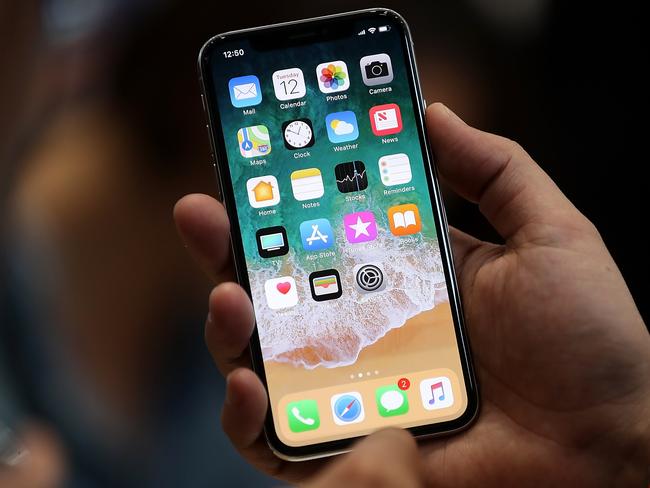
[[325, 111, 359, 144]]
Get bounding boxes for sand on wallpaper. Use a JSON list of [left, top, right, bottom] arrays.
[[265, 302, 458, 398]]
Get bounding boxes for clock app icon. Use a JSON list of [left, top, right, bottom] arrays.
[[282, 118, 315, 150]]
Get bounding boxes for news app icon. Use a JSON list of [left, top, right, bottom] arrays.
[[369, 103, 403, 136]]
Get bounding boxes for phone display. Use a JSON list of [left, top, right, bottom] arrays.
[[199, 10, 477, 459]]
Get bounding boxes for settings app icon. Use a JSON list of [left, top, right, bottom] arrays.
[[353, 263, 387, 293]]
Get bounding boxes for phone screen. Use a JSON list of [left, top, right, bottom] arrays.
[[201, 10, 476, 455]]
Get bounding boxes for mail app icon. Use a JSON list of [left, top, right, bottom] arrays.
[[228, 75, 262, 108]]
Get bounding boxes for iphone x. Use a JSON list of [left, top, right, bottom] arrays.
[[198, 8, 477, 460]]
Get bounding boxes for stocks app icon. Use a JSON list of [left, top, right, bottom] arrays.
[[335, 161, 367, 193]]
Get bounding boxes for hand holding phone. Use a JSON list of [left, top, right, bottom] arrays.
[[176, 101, 650, 484]]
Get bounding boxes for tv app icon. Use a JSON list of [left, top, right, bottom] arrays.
[[256, 226, 288, 258], [309, 269, 342, 302], [335, 161, 367, 193]]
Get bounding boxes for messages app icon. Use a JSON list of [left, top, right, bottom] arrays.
[[375, 385, 409, 417], [228, 75, 262, 108], [326, 111, 359, 144]]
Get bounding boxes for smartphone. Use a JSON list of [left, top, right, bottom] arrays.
[[198, 8, 478, 461]]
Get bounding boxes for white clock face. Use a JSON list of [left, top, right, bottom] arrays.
[[284, 120, 313, 149]]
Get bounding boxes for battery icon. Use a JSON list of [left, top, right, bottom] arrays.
[[378, 25, 390, 32]]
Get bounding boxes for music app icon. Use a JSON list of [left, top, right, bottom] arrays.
[[419, 376, 454, 411]]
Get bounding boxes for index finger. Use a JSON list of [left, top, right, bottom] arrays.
[[426, 103, 596, 246]]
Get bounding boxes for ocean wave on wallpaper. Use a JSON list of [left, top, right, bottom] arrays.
[[251, 237, 449, 369]]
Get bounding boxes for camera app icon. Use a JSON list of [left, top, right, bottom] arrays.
[[360, 53, 393, 86]]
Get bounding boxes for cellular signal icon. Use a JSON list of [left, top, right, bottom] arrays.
[[367, 27, 377, 34], [358, 29, 366, 36]]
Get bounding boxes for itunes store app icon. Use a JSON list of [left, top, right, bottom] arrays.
[[264, 276, 298, 310]]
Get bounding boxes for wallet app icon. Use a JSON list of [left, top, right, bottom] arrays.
[[228, 75, 262, 108]]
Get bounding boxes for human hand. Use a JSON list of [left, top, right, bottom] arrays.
[[0, 423, 65, 488], [174, 103, 650, 486]]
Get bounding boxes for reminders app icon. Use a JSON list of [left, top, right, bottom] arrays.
[[228, 75, 262, 108]]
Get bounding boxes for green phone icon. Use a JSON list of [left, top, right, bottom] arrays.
[[286, 400, 320, 433], [376, 385, 409, 417]]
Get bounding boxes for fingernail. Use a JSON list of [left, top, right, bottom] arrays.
[[0, 424, 29, 467]]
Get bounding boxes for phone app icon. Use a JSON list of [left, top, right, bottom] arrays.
[[286, 399, 320, 433], [360, 53, 394, 86], [388, 204, 422, 236], [344, 211, 377, 244], [299, 218, 334, 251], [335, 161, 367, 193], [228, 75, 262, 108], [375, 385, 409, 417], [309, 269, 342, 301], [419, 376, 454, 411], [316, 61, 350, 93], [272, 68, 306, 101], [369, 103, 403, 136], [379, 153, 412, 186], [326, 111, 359, 144], [246, 176, 280, 208], [282, 118, 314, 149], [237, 125, 271, 158], [256, 226, 288, 258], [331, 392, 365, 425], [353, 263, 387, 293], [291, 168, 324, 201], [264, 276, 298, 310]]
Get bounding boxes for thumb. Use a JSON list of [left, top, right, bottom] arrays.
[[426, 103, 595, 245]]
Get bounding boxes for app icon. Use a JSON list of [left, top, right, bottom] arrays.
[[264, 276, 298, 310], [272, 68, 306, 101], [228, 75, 262, 108], [331, 392, 365, 425], [286, 399, 320, 433], [326, 111, 359, 144], [419, 376, 454, 411], [256, 226, 289, 258], [353, 263, 387, 293], [300, 218, 334, 251], [344, 211, 377, 244], [335, 161, 368, 193], [316, 61, 350, 93], [378, 153, 412, 186], [291, 168, 324, 201], [246, 176, 280, 208], [388, 204, 422, 235], [237, 125, 271, 158], [309, 269, 342, 301], [360, 53, 393, 86], [369, 103, 403, 136], [282, 118, 314, 149], [375, 385, 409, 417]]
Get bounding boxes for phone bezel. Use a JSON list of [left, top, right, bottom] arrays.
[[198, 8, 478, 461]]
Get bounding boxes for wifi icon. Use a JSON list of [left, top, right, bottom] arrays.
[[368, 27, 377, 34]]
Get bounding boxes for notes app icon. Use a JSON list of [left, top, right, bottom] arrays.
[[419, 376, 454, 411], [291, 168, 324, 201]]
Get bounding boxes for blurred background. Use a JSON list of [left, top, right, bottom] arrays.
[[0, 0, 646, 486]]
